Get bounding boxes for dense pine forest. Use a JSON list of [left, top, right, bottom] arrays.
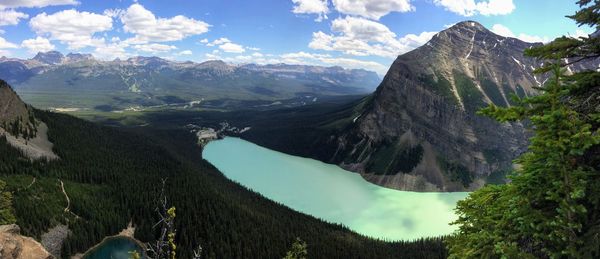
[[0, 109, 448, 258]]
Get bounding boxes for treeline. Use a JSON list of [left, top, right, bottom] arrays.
[[1, 110, 448, 258]]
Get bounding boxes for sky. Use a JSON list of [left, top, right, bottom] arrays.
[[0, 0, 592, 75]]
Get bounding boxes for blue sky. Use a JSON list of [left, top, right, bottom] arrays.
[[0, 0, 590, 75]]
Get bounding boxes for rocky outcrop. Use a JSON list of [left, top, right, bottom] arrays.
[[320, 21, 564, 191], [0, 80, 58, 160], [41, 225, 70, 258], [0, 224, 54, 259]]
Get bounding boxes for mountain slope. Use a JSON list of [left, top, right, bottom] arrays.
[[0, 80, 36, 138], [0, 53, 381, 111], [330, 21, 536, 191]]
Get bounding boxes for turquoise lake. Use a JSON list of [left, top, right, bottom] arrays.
[[203, 137, 469, 241], [83, 236, 145, 259]]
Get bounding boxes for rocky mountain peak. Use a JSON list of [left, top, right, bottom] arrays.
[[66, 53, 94, 62], [125, 56, 169, 67], [428, 20, 541, 55], [315, 20, 556, 191], [32, 51, 65, 65], [198, 60, 231, 69], [450, 21, 488, 32]]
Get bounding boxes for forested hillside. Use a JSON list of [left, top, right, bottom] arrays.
[[0, 109, 447, 258]]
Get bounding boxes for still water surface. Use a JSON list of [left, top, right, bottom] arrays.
[[83, 237, 145, 259], [203, 137, 468, 240]]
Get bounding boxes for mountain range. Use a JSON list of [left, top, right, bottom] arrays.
[[0, 52, 380, 112]]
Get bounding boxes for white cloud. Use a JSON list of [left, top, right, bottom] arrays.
[[216, 50, 386, 74], [204, 53, 220, 60], [491, 24, 549, 43], [103, 8, 123, 18], [132, 43, 177, 53], [204, 49, 387, 75], [206, 37, 231, 47], [291, 0, 329, 22], [21, 36, 54, 53], [29, 9, 112, 49], [309, 16, 435, 58], [178, 50, 192, 55], [0, 0, 78, 9], [332, 0, 413, 20], [572, 29, 589, 39], [121, 3, 210, 43], [0, 9, 28, 26], [280, 51, 388, 74], [0, 36, 17, 49], [93, 41, 129, 61], [205, 37, 247, 53], [433, 0, 514, 16], [219, 42, 245, 53], [0, 36, 17, 56]]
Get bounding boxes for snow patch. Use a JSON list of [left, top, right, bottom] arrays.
[[465, 32, 476, 59], [511, 56, 521, 66], [533, 75, 541, 86]]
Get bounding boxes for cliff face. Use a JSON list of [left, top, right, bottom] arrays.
[[0, 224, 54, 259], [323, 21, 549, 191], [0, 79, 36, 138]]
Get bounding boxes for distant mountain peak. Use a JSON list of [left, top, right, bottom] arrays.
[[450, 20, 488, 31], [66, 53, 94, 62], [199, 60, 229, 67], [32, 51, 65, 65], [126, 56, 170, 67]]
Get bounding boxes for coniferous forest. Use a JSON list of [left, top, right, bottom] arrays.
[[0, 110, 447, 258]]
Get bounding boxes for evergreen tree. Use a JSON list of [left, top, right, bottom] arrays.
[[283, 238, 308, 259], [0, 180, 16, 225], [446, 1, 600, 258]]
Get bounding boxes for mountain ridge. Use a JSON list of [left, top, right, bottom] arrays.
[[0, 51, 381, 111]]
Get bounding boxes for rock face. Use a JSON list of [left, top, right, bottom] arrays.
[[0, 80, 58, 160], [322, 21, 550, 191], [32, 51, 65, 65], [0, 79, 36, 138], [0, 224, 54, 259]]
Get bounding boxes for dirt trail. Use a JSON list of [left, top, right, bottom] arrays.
[[25, 177, 36, 189], [59, 180, 79, 219], [59, 180, 70, 213]]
